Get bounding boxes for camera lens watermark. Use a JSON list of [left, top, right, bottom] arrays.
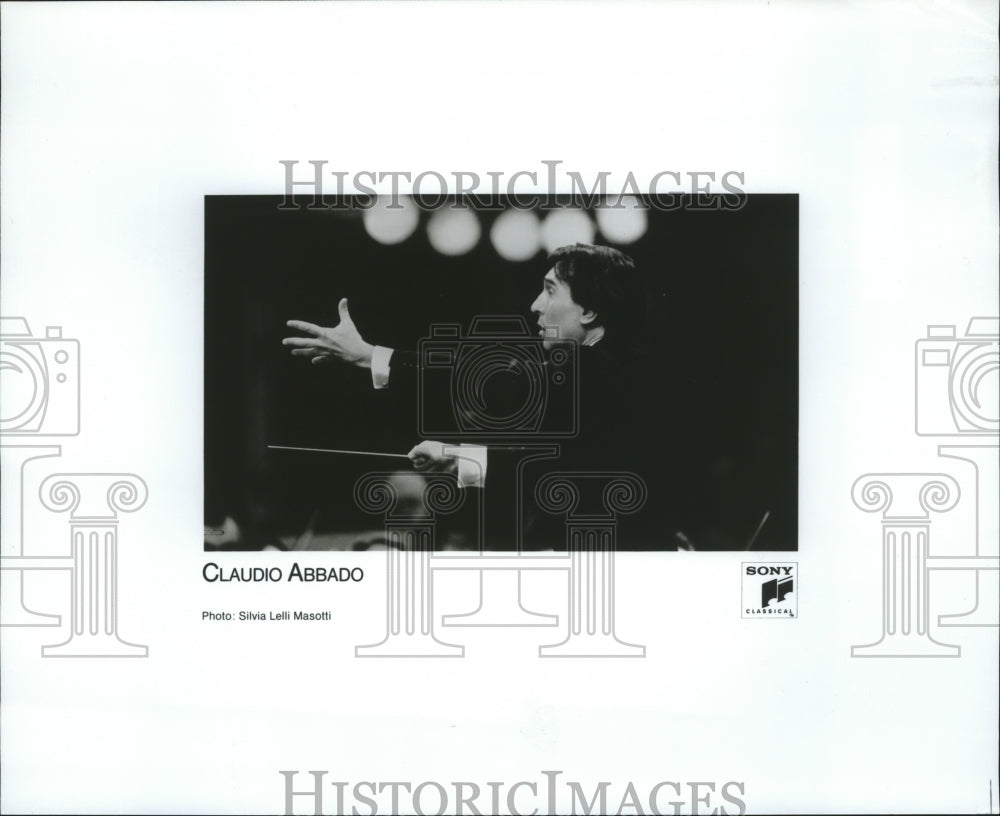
[[0, 317, 80, 436], [915, 318, 999, 436], [418, 317, 578, 441]]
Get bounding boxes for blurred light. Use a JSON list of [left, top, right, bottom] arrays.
[[427, 207, 481, 256], [540, 208, 596, 253], [363, 196, 420, 245], [489, 210, 542, 262], [595, 196, 648, 244]]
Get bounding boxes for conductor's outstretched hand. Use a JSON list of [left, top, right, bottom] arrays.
[[284, 298, 375, 368]]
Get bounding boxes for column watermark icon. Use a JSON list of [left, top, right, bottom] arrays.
[[852, 317, 999, 658], [0, 316, 149, 658], [353, 470, 647, 659]]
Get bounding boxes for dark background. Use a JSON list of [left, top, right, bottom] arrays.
[[205, 194, 798, 551]]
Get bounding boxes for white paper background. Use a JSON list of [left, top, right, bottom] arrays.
[[2, 2, 997, 814]]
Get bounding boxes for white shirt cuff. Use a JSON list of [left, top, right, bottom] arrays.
[[371, 345, 393, 389], [446, 444, 487, 488]]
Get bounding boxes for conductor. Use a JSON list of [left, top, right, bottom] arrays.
[[283, 244, 682, 550]]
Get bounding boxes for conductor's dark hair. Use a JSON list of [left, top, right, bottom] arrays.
[[548, 244, 645, 343]]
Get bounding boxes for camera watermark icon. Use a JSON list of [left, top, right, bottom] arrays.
[[418, 316, 578, 440], [0, 317, 80, 436], [915, 318, 999, 436], [852, 316, 999, 659], [0, 315, 149, 658]]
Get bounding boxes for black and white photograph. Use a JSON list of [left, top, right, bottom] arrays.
[[205, 193, 798, 553]]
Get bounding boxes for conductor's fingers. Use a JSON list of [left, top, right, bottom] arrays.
[[282, 336, 323, 348], [407, 449, 429, 469], [286, 320, 323, 336], [290, 348, 322, 358]]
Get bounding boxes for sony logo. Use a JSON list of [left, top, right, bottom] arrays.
[[745, 566, 794, 576]]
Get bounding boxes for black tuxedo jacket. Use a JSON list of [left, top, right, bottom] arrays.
[[383, 339, 686, 551]]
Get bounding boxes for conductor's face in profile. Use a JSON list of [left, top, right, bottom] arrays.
[[531, 268, 596, 351], [531, 243, 640, 352]]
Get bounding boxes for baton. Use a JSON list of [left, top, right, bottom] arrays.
[[746, 510, 771, 550], [268, 444, 410, 459]]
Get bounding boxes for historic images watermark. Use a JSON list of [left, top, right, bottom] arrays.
[[277, 160, 747, 212], [852, 317, 999, 658], [278, 770, 748, 816], [0, 316, 149, 657]]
